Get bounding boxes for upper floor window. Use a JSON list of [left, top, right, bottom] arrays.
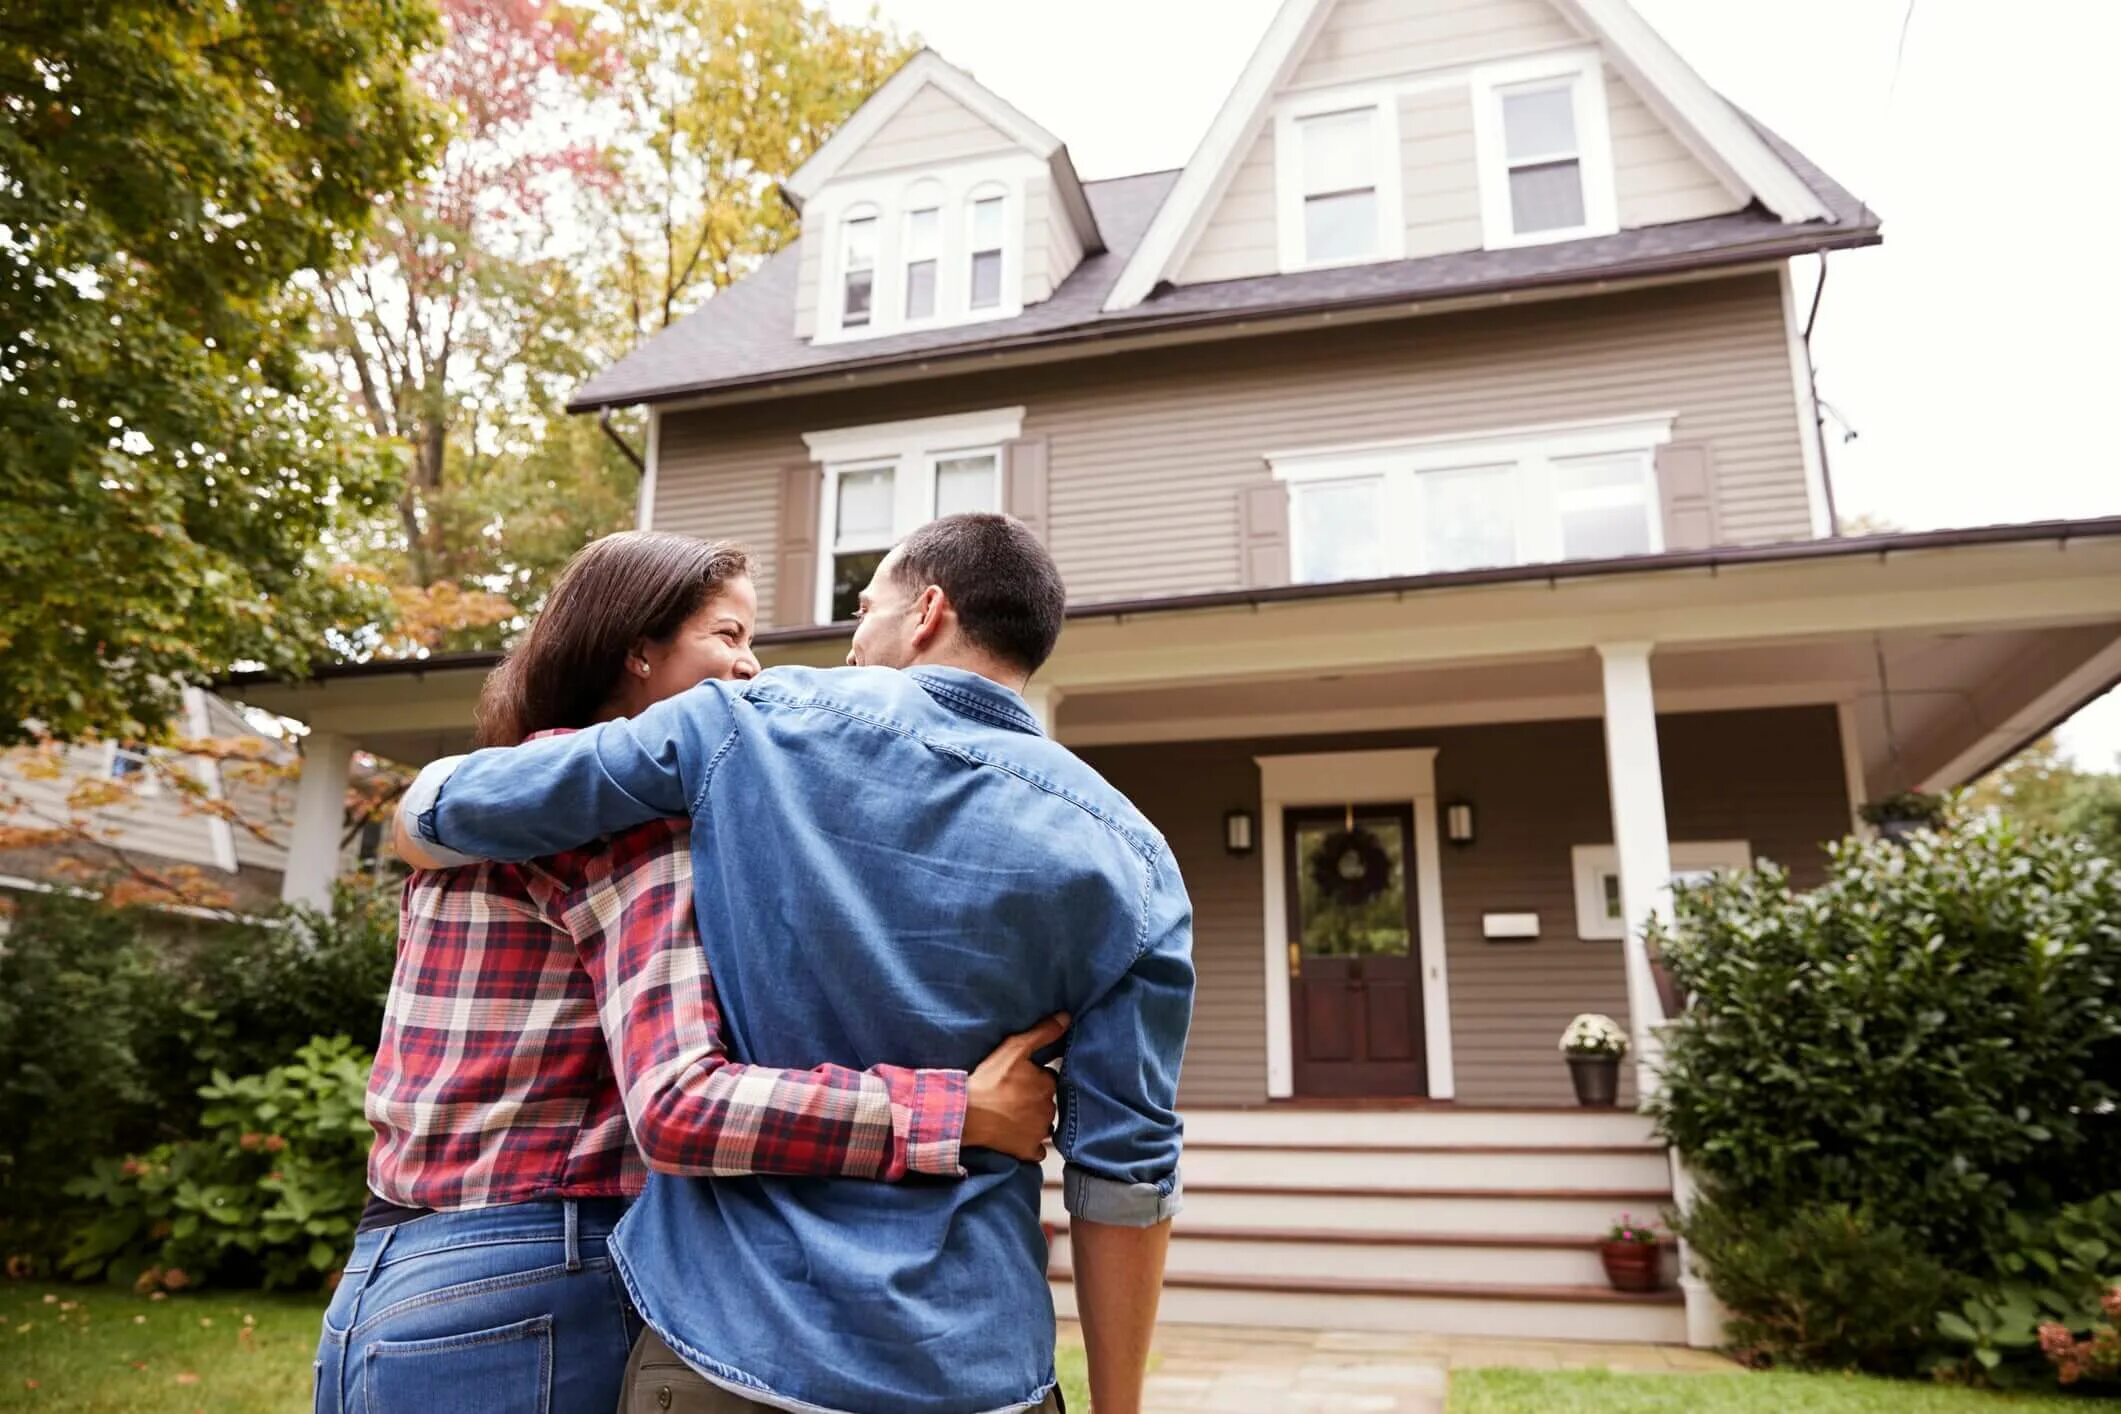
[[840, 207, 879, 328], [903, 204, 940, 321], [803, 408, 1024, 621], [1471, 54, 1617, 248], [1272, 416, 1670, 585], [104, 742, 160, 795], [1274, 93, 1403, 272], [967, 191, 1006, 310]]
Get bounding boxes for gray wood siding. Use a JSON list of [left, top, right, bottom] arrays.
[[1289, 0, 1583, 89], [1079, 704, 1851, 1108], [1607, 67, 1739, 227], [1400, 85, 1484, 258], [652, 274, 1813, 624], [1176, 126, 1277, 286], [0, 745, 223, 871], [794, 234, 821, 341], [835, 83, 1016, 180]]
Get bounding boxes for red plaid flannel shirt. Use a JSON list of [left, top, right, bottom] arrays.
[[366, 789, 967, 1209]]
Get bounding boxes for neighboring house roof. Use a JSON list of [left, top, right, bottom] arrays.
[[781, 48, 1103, 257], [569, 127, 1874, 413]]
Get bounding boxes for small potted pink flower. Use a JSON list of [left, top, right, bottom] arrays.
[[1600, 1215, 1663, 1292]]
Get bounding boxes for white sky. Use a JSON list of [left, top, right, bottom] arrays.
[[826, 0, 2121, 767]]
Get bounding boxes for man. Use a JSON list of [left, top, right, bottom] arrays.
[[397, 513, 1192, 1414]]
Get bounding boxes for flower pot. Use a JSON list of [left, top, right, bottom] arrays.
[[1566, 1053, 1620, 1108], [1600, 1240, 1663, 1293]]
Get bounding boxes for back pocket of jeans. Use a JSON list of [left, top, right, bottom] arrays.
[[363, 1313, 552, 1414]]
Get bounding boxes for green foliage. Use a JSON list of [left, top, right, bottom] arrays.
[[1969, 736, 2121, 860], [63, 1036, 374, 1290], [1679, 1199, 1953, 1374], [0, 0, 442, 743], [0, 886, 398, 1271], [1651, 815, 2121, 1265], [1933, 1195, 2121, 1390]]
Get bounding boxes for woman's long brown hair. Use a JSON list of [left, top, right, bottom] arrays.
[[473, 532, 751, 748]]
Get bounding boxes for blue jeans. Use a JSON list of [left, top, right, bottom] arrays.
[[315, 1199, 640, 1414]]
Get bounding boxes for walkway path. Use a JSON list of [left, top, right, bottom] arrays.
[[1060, 1321, 1737, 1413]]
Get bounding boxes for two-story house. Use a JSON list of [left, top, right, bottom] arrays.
[[236, 0, 2121, 1345]]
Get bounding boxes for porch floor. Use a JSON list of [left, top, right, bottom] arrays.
[[1057, 1319, 1737, 1413]]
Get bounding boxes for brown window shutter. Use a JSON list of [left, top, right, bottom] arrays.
[[1003, 436, 1050, 542], [774, 462, 822, 628], [1655, 442, 1717, 552], [1239, 482, 1291, 588]]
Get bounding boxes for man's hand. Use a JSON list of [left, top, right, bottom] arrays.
[[963, 1014, 1068, 1161]]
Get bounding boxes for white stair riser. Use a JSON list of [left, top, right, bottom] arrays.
[[1052, 1233, 1620, 1287], [1180, 1109, 1661, 1150], [1172, 1147, 1671, 1191], [1045, 1188, 1665, 1235], [1053, 1281, 1689, 1344]]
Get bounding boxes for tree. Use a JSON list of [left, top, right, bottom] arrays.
[[590, 0, 912, 349], [0, 0, 444, 745], [1968, 735, 2121, 857]]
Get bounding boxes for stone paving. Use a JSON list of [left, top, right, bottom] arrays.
[[1059, 1321, 1737, 1413]]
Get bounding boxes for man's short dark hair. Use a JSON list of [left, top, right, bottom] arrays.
[[890, 513, 1066, 674]]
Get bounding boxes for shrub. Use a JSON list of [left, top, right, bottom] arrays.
[[63, 1035, 374, 1290], [1652, 814, 2121, 1268], [1678, 1196, 1953, 1373], [1935, 1192, 2121, 1390]]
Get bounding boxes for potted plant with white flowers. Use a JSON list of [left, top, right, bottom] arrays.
[[1559, 1013, 1628, 1107]]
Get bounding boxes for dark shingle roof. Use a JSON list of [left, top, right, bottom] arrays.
[[568, 127, 1877, 413]]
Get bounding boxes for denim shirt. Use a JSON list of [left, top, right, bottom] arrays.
[[405, 665, 1193, 1414]]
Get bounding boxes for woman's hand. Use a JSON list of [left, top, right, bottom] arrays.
[[963, 1014, 1069, 1162]]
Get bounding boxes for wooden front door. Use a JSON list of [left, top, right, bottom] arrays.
[[1285, 804, 1426, 1098]]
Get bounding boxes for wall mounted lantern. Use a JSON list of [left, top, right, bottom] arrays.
[[1445, 800, 1476, 847], [1224, 808, 1257, 856]]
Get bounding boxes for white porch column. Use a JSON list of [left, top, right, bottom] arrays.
[[1596, 642, 1672, 1089], [280, 731, 352, 909], [1021, 683, 1063, 737]]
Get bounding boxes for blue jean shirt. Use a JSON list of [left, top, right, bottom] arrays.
[[406, 665, 1193, 1413]]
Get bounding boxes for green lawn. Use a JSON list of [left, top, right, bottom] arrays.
[[2, 1281, 1091, 1411], [1449, 1368, 2093, 1413]]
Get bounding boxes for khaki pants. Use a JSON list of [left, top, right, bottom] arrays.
[[621, 1327, 1065, 1413]]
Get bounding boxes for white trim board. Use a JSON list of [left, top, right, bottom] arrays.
[[1780, 262, 1834, 539], [1255, 749, 1455, 1101], [1103, 0, 1829, 312]]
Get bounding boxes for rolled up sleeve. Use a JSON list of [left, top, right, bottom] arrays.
[[1057, 845, 1194, 1227]]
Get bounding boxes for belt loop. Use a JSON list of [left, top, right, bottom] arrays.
[[563, 1199, 582, 1273], [345, 1225, 398, 1330]]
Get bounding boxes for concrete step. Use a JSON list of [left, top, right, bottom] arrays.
[[1179, 1107, 1661, 1150], [1048, 1224, 1677, 1289], [1042, 1184, 1671, 1236], [1169, 1143, 1672, 1192], [1050, 1271, 1689, 1343]]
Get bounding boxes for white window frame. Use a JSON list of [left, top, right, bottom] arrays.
[[103, 742, 162, 796], [812, 155, 1035, 344], [804, 407, 1026, 623], [1572, 840, 1753, 941], [1274, 86, 1405, 273], [1469, 50, 1618, 250], [834, 203, 881, 329], [1269, 414, 1674, 584]]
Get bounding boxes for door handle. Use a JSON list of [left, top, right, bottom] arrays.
[[1287, 942, 1302, 978]]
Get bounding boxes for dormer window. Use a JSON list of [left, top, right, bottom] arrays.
[[1273, 93, 1403, 272], [1471, 55, 1618, 249], [840, 207, 878, 328], [903, 203, 940, 321], [968, 191, 1006, 310]]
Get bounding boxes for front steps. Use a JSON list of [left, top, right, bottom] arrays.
[[1042, 1106, 1686, 1344]]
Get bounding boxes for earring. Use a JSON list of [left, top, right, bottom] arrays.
[[634, 661, 650, 677]]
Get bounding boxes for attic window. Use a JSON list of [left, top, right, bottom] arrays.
[[1299, 109, 1379, 263], [904, 204, 940, 320], [967, 192, 1005, 310], [1471, 55, 1618, 249], [840, 209, 878, 327]]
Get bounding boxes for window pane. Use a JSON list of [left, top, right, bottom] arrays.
[[1555, 454, 1653, 559], [834, 466, 894, 547], [934, 453, 998, 518], [1291, 811, 1410, 959], [905, 206, 939, 259], [1294, 478, 1386, 583], [905, 259, 937, 320], [1502, 86, 1578, 161], [970, 196, 1004, 251], [1556, 457, 1646, 496], [1301, 108, 1375, 195], [1508, 159, 1586, 233], [831, 550, 887, 623], [970, 249, 1003, 309], [843, 267, 874, 325], [843, 214, 877, 267], [1559, 502, 1653, 560], [1420, 464, 1517, 571], [1304, 189, 1377, 263]]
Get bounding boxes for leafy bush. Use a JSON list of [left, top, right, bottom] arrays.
[[1934, 1192, 2121, 1390], [0, 884, 398, 1271], [1679, 1197, 1953, 1373], [1653, 815, 2121, 1265], [63, 1035, 374, 1290]]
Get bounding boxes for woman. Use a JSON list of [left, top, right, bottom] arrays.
[[315, 532, 1061, 1414]]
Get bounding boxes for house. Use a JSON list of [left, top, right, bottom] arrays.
[[231, 0, 2121, 1344], [0, 689, 303, 914]]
